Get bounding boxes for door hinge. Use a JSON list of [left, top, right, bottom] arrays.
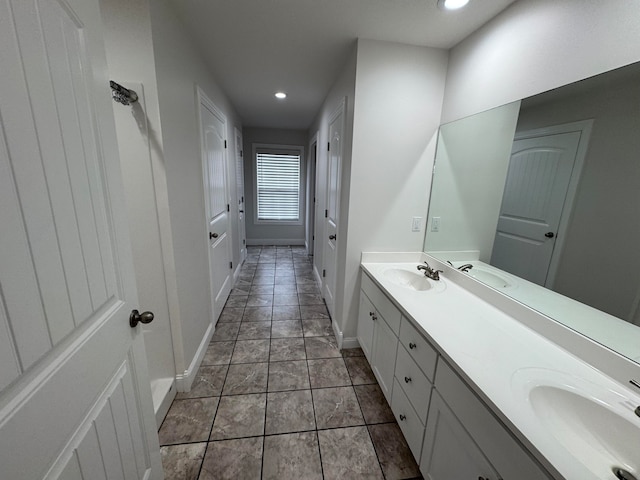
[[241, 196, 244, 203], [312, 235, 314, 241], [224, 140, 227, 148], [325, 209, 328, 218], [322, 269, 326, 277], [229, 261, 233, 269], [243, 239, 245, 245], [227, 204, 230, 212], [327, 142, 330, 151], [240, 150, 243, 157]]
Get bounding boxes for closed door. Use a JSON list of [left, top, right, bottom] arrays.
[[0, 0, 161, 478], [324, 100, 345, 318], [199, 92, 232, 323], [235, 127, 247, 263], [357, 292, 375, 361], [491, 131, 581, 286], [371, 316, 398, 402], [421, 393, 499, 480]]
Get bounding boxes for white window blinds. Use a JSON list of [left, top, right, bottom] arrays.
[[256, 151, 301, 221]]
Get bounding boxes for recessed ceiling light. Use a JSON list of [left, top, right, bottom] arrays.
[[275, 92, 287, 99], [437, 0, 470, 10]]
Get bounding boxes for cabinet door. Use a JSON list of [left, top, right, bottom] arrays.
[[357, 291, 376, 361], [421, 392, 499, 480], [371, 315, 398, 402]]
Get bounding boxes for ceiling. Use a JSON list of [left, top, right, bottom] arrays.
[[167, 0, 517, 129]]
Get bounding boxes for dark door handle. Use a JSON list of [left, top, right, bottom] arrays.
[[210, 232, 219, 239], [544, 232, 555, 238], [130, 309, 154, 328], [239, 210, 244, 213], [329, 234, 336, 240]]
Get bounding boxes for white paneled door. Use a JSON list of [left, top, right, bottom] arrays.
[[491, 131, 581, 286], [0, 0, 161, 478], [323, 99, 346, 319], [199, 90, 232, 323]]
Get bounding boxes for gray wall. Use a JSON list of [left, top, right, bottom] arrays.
[[242, 127, 308, 245]]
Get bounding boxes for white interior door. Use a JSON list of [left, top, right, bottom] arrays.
[[0, 0, 161, 478], [491, 131, 581, 286], [199, 90, 232, 323], [323, 100, 345, 318], [235, 127, 247, 263]]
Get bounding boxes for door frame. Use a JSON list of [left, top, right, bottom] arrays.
[[513, 119, 593, 288], [196, 85, 232, 326], [307, 132, 319, 256], [234, 126, 246, 266], [323, 98, 346, 318]]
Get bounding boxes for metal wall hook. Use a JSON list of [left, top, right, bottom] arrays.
[[110, 80, 138, 106]]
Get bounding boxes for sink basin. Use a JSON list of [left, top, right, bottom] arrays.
[[530, 386, 639, 474], [513, 369, 640, 478], [383, 268, 433, 291], [467, 268, 511, 288]]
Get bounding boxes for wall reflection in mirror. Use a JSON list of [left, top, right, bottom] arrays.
[[424, 62, 640, 364]]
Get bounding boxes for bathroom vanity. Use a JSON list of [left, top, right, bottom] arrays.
[[357, 253, 640, 480]]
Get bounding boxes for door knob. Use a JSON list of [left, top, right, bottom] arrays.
[[329, 234, 336, 240], [210, 232, 219, 239], [129, 309, 154, 328], [544, 232, 555, 238]]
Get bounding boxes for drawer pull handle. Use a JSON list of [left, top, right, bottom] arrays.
[[409, 342, 416, 349], [369, 311, 374, 316], [404, 376, 412, 383], [399, 414, 406, 421]]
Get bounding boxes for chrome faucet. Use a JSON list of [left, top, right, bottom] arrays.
[[457, 264, 473, 272], [417, 261, 443, 281]]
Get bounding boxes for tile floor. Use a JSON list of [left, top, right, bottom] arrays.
[[159, 246, 422, 480]]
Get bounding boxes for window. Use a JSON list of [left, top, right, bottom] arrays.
[[254, 145, 303, 223]]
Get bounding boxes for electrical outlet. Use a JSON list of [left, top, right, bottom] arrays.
[[412, 217, 422, 232], [431, 216, 441, 232]]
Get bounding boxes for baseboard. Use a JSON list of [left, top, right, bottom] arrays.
[[175, 321, 214, 392], [152, 377, 176, 428], [341, 336, 360, 349], [331, 319, 343, 349], [233, 259, 243, 281], [313, 265, 323, 291], [246, 238, 305, 246]]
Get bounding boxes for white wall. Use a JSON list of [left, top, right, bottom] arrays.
[[308, 45, 358, 290], [149, 0, 243, 379], [100, 0, 177, 416], [516, 74, 640, 321], [340, 39, 448, 339], [242, 127, 308, 245], [425, 102, 520, 261], [443, 0, 640, 123]]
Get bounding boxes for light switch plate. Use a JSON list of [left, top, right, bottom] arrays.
[[431, 216, 441, 232], [412, 217, 422, 232]]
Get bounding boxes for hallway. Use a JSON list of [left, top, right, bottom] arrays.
[[157, 246, 422, 479]]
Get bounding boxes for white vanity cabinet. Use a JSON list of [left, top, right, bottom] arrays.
[[358, 273, 401, 401], [427, 361, 550, 480], [421, 391, 500, 480], [357, 269, 553, 480]]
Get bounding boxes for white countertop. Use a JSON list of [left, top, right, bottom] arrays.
[[361, 253, 640, 480]]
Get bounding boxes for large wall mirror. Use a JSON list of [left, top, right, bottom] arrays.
[[424, 61, 640, 364]]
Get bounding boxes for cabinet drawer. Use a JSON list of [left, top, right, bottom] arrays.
[[436, 361, 551, 480], [399, 317, 438, 382], [391, 378, 425, 462], [361, 273, 402, 334], [394, 344, 432, 424]]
